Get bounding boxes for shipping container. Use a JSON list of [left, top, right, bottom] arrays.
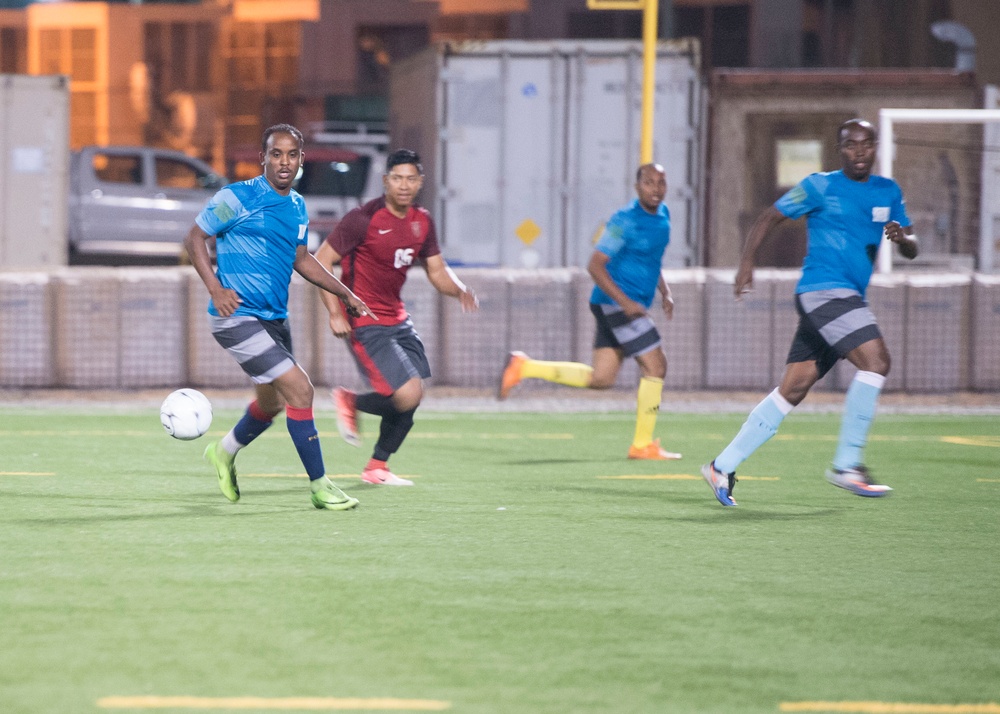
[[0, 74, 70, 268], [390, 39, 703, 269]]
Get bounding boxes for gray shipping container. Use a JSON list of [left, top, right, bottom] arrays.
[[390, 39, 703, 270], [0, 74, 70, 268]]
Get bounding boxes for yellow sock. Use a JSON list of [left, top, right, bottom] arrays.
[[520, 359, 593, 388], [632, 377, 663, 447]]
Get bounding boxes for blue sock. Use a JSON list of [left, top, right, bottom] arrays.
[[833, 371, 885, 471], [715, 389, 793, 474], [232, 400, 274, 447], [286, 406, 325, 481]]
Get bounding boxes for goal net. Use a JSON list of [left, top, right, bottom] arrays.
[[877, 99, 1000, 273]]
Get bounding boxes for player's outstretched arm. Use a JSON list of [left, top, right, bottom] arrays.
[[293, 246, 374, 319], [424, 255, 479, 312], [312, 241, 353, 336], [735, 205, 786, 299], [183, 224, 242, 316], [312, 242, 353, 336], [884, 221, 919, 260]]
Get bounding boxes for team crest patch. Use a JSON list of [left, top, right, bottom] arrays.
[[411, 221, 421, 237], [872, 206, 890, 222], [213, 201, 237, 223], [787, 185, 808, 204]]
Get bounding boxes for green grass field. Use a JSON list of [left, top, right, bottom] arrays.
[[1, 405, 998, 713]]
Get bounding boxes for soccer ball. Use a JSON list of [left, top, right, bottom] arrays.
[[160, 388, 213, 440]]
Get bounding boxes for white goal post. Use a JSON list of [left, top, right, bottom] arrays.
[[877, 100, 1000, 273]]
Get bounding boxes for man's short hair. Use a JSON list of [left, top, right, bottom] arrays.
[[635, 163, 665, 182], [837, 118, 877, 144], [261, 124, 304, 153], [386, 149, 423, 175]]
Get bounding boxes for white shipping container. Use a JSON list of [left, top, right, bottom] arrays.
[[0, 74, 70, 268], [390, 39, 703, 269]]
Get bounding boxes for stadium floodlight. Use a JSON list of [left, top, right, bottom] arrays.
[[877, 105, 1000, 273]]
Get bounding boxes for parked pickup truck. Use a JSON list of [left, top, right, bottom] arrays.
[[68, 145, 225, 264]]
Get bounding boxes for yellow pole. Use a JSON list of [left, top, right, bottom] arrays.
[[640, 0, 658, 164], [586, 0, 658, 164]]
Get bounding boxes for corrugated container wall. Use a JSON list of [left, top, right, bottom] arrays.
[[390, 40, 703, 269], [0, 74, 70, 268]]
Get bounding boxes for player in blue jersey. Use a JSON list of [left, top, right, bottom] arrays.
[[701, 119, 919, 507], [498, 163, 682, 461], [184, 123, 374, 511]]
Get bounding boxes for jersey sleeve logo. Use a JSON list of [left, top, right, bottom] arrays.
[[871, 206, 890, 222], [787, 185, 808, 204], [394, 248, 415, 269], [213, 201, 237, 223]]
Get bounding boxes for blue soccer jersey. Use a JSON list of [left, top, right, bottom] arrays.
[[590, 198, 671, 308], [195, 175, 309, 320], [775, 170, 910, 296]]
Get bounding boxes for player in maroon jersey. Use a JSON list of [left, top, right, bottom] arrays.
[[315, 149, 478, 486]]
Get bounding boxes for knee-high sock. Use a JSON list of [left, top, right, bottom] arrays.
[[715, 388, 794, 474], [222, 400, 277, 455], [355, 391, 397, 417], [632, 377, 663, 448], [521, 358, 593, 388], [285, 405, 325, 481], [833, 371, 885, 471], [373, 407, 416, 462]]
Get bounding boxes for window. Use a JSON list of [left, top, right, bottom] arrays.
[[1, 28, 25, 73], [92, 154, 143, 185], [775, 139, 823, 188], [70, 29, 96, 82], [295, 156, 372, 198], [155, 157, 213, 190], [674, 4, 750, 69], [145, 22, 215, 93]]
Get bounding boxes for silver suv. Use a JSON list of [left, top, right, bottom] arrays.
[[68, 145, 225, 264]]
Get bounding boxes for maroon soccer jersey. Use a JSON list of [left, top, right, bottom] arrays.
[[325, 197, 441, 328]]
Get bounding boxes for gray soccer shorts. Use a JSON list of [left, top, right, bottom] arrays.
[[589, 302, 662, 358], [349, 318, 431, 396], [787, 288, 883, 377], [208, 314, 296, 384]]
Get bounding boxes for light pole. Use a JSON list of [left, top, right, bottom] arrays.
[[587, 0, 658, 164]]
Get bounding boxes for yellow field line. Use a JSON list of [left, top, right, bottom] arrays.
[[0, 471, 55, 476], [241, 473, 415, 480], [780, 702, 1000, 713], [597, 474, 779, 481], [941, 436, 1000, 448], [97, 696, 450, 710]]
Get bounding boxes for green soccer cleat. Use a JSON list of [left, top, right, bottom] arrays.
[[204, 440, 239, 503], [310, 477, 359, 511]]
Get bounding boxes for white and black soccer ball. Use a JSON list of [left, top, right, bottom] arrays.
[[160, 388, 213, 440]]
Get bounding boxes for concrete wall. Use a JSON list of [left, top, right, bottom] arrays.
[[0, 266, 992, 394]]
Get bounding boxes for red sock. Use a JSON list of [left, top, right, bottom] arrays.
[[365, 458, 387, 472]]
